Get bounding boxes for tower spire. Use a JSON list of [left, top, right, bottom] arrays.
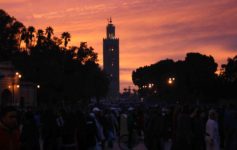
[[108, 17, 112, 24]]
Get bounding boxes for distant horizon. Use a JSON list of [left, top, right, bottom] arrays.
[[1, 0, 237, 92]]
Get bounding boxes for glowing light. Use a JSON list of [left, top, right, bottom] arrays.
[[16, 85, 20, 88], [148, 83, 153, 88], [37, 85, 40, 88], [168, 77, 175, 84]]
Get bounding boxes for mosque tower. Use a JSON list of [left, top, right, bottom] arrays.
[[103, 18, 120, 99]]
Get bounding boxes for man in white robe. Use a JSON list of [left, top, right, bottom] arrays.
[[206, 109, 220, 150]]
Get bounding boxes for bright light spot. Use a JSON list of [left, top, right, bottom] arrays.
[[148, 83, 153, 88], [37, 85, 40, 88], [16, 85, 20, 88], [168, 77, 175, 84]]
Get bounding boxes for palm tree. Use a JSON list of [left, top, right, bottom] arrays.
[[45, 26, 54, 40], [61, 32, 71, 48], [28, 26, 35, 46], [20, 27, 30, 49], [11, 21, 24, 49], [37, 29, 44, 46]]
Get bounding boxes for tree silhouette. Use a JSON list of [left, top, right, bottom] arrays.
[[45, 26, 54, 40], [222, 55, 237, 82], [20, 27, 29, 49], [221, 55, 237, 98], [52, 36, 63, 46], [28, 26, 35, 47], [77, 42, 98, 64], [12, 21, 24, 49], [36, 29, 44, 46], [0, 9, 24, 61], [1, 9, 109, 105], [132, 53, 218, 102], [61, 32, 71, 48]]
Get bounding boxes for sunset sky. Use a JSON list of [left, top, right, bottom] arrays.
[[1, 0, 237, 92]]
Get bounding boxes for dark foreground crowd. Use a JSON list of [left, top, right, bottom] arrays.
[[0, 103, 237, 150]]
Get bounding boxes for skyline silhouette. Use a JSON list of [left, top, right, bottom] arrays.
[[2, 0, 237, 92]]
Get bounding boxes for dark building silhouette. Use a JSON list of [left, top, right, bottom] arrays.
[[103, 18, 120, 99]]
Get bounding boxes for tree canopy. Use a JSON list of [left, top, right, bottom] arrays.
[[0, 9, 109, 105], [132, 53, 223, 102], [220, 55, 237, 98], [0, 9, 24, 61]]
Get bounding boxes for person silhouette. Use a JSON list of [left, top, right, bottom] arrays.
[[0, 106, 20, 150]]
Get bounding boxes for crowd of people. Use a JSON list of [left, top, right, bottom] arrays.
[[0, 102, 237, 150], [143, 104, 237, 150]]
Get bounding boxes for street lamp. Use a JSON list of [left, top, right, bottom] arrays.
[[168, 77, 175, 85], [148, 83, 154, 88], [9, 72, 22, 105]]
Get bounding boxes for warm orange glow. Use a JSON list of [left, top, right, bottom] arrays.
[[16, 85, 20, 88], [168, 79, 173, 84], [20, 42, 26, 50], [215, 69, 222, 75], [2, 0, 237, 92], [168, 77, 175, 85]]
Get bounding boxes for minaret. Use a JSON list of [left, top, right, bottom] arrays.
[[103, 18, 120, 99]]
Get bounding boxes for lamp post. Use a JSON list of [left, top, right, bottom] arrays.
[[9, 72, 22, 105], [167, 77, 176, 101], [168, 77, 175, 85], [36, 84, 40, 106]]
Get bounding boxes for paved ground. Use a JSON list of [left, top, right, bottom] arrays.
[[39, 133, 148, 150], [105, 138, 147, 150]]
